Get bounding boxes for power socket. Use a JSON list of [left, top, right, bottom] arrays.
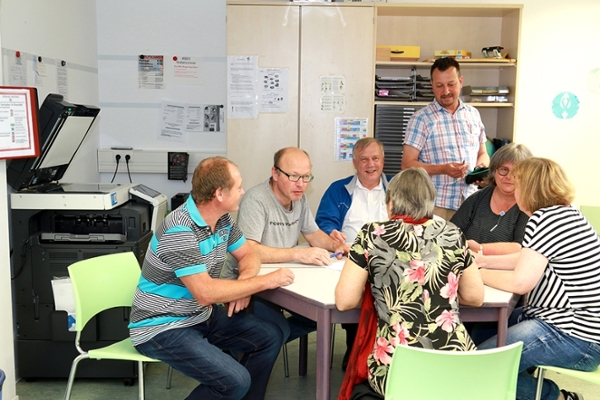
[[111, 148, 134, 166]]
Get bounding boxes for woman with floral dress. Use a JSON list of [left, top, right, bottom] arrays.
[[335, 167, 484, 399]]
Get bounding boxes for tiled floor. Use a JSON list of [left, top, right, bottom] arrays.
[[15, 326, 600, 400]]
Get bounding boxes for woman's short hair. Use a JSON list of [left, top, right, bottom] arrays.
[[484, 142, 533, 186], [191, 156, 235, 205], [386, 167, 435, 219], [511, 157, 575, 213]]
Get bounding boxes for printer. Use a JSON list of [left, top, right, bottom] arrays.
[[8, 93, 167, 379]]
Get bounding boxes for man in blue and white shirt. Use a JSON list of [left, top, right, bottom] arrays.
[[129, 156, 294, 400]]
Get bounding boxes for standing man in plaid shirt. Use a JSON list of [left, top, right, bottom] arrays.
[[402, 57, 489, 220]]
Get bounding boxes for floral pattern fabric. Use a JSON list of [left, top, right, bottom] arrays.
[[348, 218, 477, 396]]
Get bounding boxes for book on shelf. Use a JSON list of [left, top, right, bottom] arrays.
[[463, 85, 509, 95], [462, 95, 508, 103]]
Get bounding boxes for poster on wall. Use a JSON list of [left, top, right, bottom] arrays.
[[57, 60, 69, 100], [166, 55, 203, 86], [158, 101, 186, 142], [258, 68, 288, 113], [138, 54, 165, 89], [227, 55, 258, 119], [334, 117, 368, 161], [187, 104, 225, 132], [8, 51, 27, 86], [320, 75, 345, 113], [0, 86, 40, 160]]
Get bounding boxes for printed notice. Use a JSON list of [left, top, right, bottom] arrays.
[[321, 75, 346, 113], [57, 60, 69, 100], [187, 104, 225, 133], [35, 56, 47, 87], [166, 55, 203, 85], [139, 55, 164, 89], [9, 51, 27, 86], [258, 68, 288, 113], [227, 55, 258, 119], [159, 101, 186, 142]]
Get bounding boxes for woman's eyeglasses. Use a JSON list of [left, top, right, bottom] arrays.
[[496, 166, 510, 176]]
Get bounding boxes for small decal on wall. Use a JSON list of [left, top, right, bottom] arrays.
[[587, 67, 600, 94], [552, 92, 579, 119]]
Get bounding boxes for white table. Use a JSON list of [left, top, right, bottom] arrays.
[[257, 264, 519, 400]]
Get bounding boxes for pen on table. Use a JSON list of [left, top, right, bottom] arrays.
[[330, 251, 343, 258]]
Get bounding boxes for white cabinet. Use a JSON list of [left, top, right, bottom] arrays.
[[227, 2, 375, 211]]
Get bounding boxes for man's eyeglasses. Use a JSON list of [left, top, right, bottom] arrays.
[[276, 167, 314, 183], [496, 166, 510, 176]]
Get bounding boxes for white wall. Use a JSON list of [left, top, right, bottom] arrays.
[[96, 0, 227, 200], [385, 0, 600, 207], [0, 1, 99, 398]]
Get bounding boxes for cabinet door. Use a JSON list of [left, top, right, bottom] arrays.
[[226, 5, 300, 190], [299, 5, 375, 212]]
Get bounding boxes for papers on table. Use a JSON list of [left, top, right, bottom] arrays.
[[326, 258, 345, 271]]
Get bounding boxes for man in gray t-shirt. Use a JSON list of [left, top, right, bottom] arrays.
[[234, 147, 348, 343]]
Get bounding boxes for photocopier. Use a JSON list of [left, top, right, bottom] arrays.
[[7, 93, 168, 379]]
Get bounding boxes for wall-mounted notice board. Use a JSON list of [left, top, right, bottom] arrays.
[[0, 86, 39, 160]]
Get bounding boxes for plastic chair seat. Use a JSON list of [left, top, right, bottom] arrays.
[[535, 365, 600, 400], [88, 338, 159, 362]]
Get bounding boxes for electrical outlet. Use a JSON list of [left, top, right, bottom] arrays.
[[112, 150, 133, 165], [98, 149, 225, 173]]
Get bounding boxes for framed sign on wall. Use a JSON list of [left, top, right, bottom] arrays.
[[0, 86, 39, 160]]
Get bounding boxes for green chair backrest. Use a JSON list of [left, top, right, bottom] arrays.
[[67, 252, 141, 332], [384, 342, 523, 400], [581, 205, 600, 234]]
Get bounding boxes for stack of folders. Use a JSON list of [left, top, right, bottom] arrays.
[[462, 86, 509, 103], [375, 74, 414, 101], [415, 75, 433, 102]]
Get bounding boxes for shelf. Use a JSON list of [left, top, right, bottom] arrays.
[[375, 4, 522, 18], [374, 101, 514, 108], [376, 61, 517, 69]]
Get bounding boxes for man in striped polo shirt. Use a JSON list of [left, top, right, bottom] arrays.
[[129, 156, 295, 400]]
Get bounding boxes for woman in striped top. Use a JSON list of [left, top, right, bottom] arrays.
[[478, 157, 600, 400]]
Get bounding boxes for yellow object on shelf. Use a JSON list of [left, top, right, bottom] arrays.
[[434, 49, 471, 57], [376, 45, 420, 62]]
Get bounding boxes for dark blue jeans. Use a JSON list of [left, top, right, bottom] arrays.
[[478, 308, 600, 400], [135, 305, 283, 400], [253, 297, 316, 343]]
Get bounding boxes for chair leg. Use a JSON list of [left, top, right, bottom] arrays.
[[64, 354, 87, 400], [138, 361, 145, 400], [330, 324, 336, 368], [166, 365, 173, 389], [534, 368, 545, 400], [282, 343, 290, 378]]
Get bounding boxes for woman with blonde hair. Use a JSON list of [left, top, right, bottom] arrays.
[[335, 167, 484, 399], [478, 157, 600, 400]]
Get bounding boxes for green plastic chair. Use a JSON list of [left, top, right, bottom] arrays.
[[535, 365, 600, 400], [581, 205, 600, 234], [384, 342, 523, 400], [64, 252, 161, 400]]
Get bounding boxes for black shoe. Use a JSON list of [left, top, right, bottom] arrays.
[[342, 348, 350, 371], [561, 389, 584, 400]]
